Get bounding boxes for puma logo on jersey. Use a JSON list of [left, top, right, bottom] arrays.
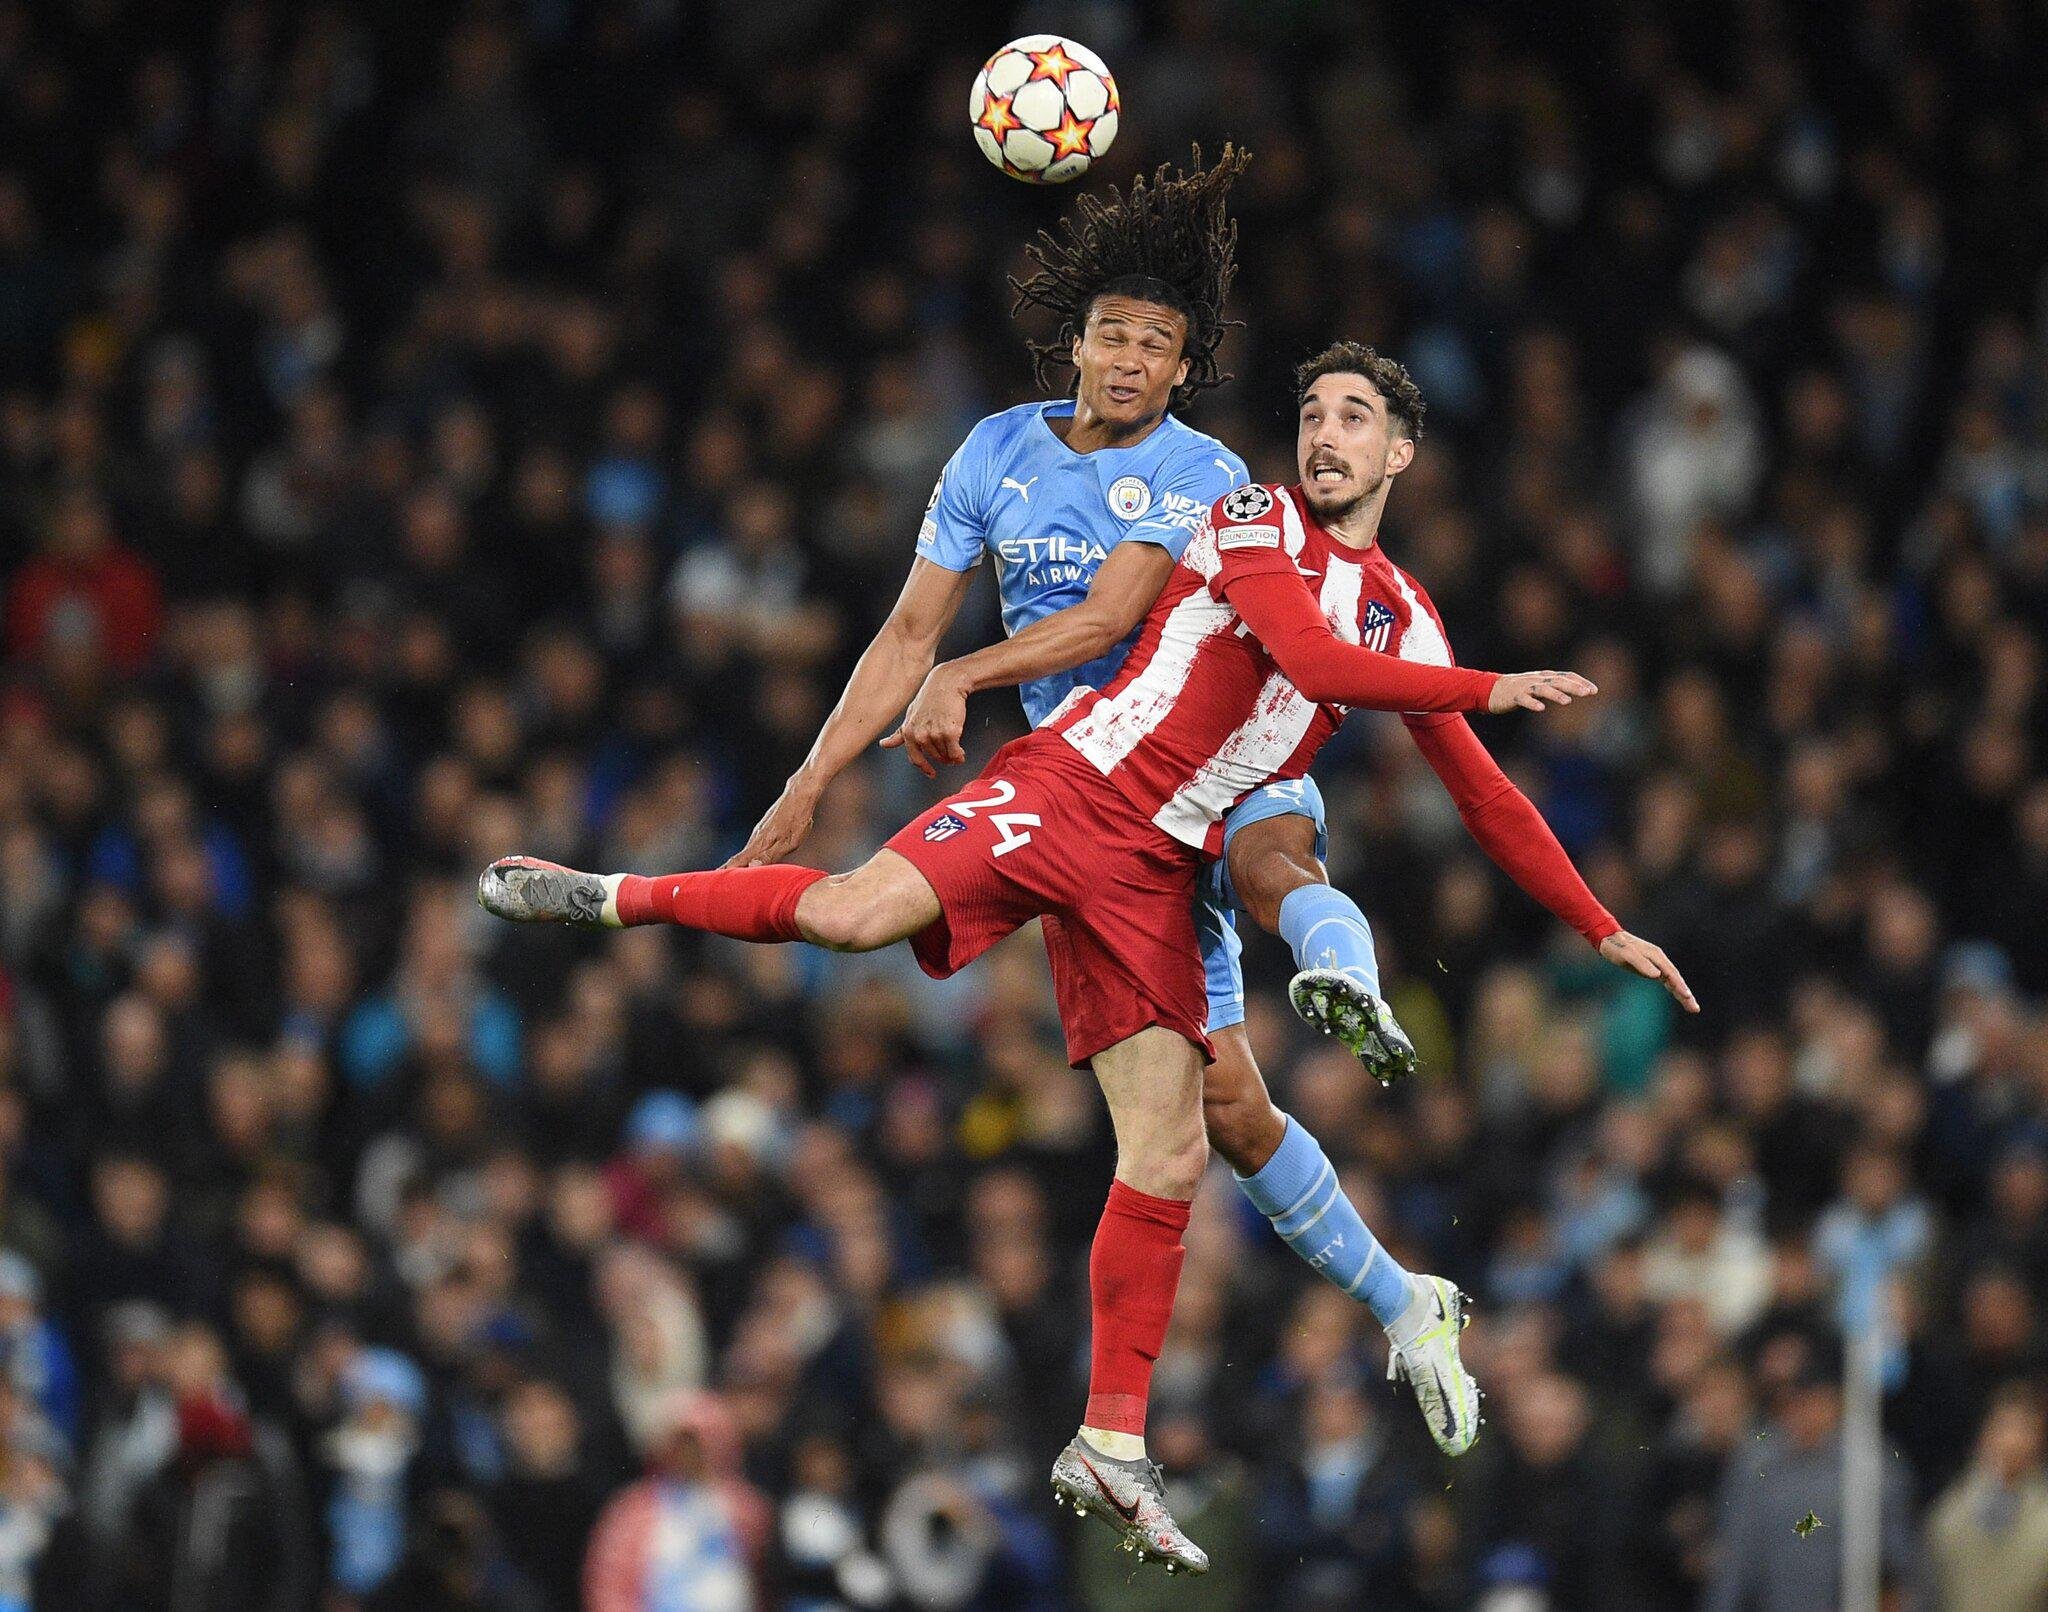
[[1001, 476, 1039, 502]]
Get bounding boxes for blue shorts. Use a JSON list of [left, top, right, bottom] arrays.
[[1198, 777, 1330, 1032]]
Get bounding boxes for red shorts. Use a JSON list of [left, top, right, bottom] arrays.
[[884, 731, 1211, 1068]]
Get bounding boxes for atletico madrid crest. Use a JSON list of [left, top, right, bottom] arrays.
[[1362, 600, 1395, 653], [924, 813, 967, 843]]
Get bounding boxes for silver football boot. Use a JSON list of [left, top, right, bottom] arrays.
[[477, 856, 613, 926], [1049, 1437, 1209, 1575]]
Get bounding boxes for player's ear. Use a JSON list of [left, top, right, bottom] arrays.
[[1071, 332, 1086, 368], [1385, 435, 1416, 478], [1172, 355, 1190, 391]]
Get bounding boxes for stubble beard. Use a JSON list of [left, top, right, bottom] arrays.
[[1302, 464, 1385, 525]]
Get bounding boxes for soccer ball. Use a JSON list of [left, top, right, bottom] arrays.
[[970, 36, 1119, 184]]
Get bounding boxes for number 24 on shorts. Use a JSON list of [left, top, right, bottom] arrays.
[[953, 780, 1040, 858]]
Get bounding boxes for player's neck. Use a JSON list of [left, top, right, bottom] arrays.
[[1308, 486, 1388, 553], [1053, 399, 1169, 455]]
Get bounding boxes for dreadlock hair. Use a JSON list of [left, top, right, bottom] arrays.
[[1011, 143, 1250, 415]]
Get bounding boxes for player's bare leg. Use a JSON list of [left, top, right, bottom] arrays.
[[479, 849, 940, 951], [1201, 1025, 1287, 1175], [1049, 1024, 1209, 1574], [1229, 815, 1416, 1085], [1211, 814, 1480, 1455], [789, 853, 943, 950], [1094, 1025, 1208, 1200]]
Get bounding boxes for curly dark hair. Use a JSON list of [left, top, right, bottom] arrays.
[[1294, 341, 1428, 440], [1010, 144, 1250, 414]]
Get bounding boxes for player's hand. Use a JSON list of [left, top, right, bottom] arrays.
[[1487, 670, 1597, 715], [1598, 929, 1700, 1013], [882, 667, 970, 779], [726, 780, 820, 867]]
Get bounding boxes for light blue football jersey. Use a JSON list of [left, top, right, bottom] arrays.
[[916, 400, 1248, 725]]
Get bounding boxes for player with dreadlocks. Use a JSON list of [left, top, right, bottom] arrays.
[[1010, 142, 1245, 408], [481, 148, 1528, 1572]]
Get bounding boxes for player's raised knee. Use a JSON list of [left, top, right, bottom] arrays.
[[793, 877, 881, 951], [1229, 845, 1324, 935], [1203, 1084, 1283, 1175], [795, 861, 937, 952]]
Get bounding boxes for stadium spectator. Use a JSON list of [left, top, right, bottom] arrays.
[[1923, 1387, 2048, 1612], [363, 1487, 544, 1612], [1704, 1341, 1917, 1612], [488, 1376, 607, 1612], [1252, 1371, 1415, 1606], [583, 1389, 765, 1612], [3, 488, 163, 679], [0, 1253, 75, 1453], [93, 1321, 310, 1612], [324, 1346, 428, 1600]]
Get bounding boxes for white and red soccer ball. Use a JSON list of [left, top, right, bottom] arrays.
[[970, 35, 1119, 184]]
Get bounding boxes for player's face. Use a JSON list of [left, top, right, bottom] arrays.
[[1071, 297, 1190, 432], [1297, 373, 1415, 520]]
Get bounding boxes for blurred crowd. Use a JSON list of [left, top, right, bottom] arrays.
[[2, 0, 2047, 1608]]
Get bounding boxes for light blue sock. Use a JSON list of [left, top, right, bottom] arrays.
[[1277, 883, 1381, 996], [1235, 1115, 1415, 1325]]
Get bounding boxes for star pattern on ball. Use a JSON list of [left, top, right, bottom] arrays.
[[977, 92, 1021, 142], [1047, 108, 1095, 160], [1027, 43, 1081, 88], [968, 37, 1118, 183]]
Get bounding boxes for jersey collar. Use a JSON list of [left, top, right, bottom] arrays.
[[1288, 484, 1383, 564], [1037, 398, 1178, 460]]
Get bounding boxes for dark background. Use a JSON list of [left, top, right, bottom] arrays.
[[1, 1, 2046, 1608]]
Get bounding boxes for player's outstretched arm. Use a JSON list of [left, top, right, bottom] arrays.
[[728, 559, 975, 866], [1406, 714, 1699, 1012], [884, 541, 1176, 777], [1222, 568, 1572, 713]]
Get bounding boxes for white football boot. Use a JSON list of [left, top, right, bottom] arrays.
[[1385, 1274, 1482, 1456]]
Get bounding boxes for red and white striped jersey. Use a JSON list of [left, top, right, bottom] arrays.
[[1046, 482, 1462, 854]]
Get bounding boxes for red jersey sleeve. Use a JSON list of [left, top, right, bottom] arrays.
[[1377, 565, 1615, 945], [1221, 568, 1497, 713], [1199, 490, 1497, 713], [1407, 715, 1620, 947], [1201, 506, 1298, 596]]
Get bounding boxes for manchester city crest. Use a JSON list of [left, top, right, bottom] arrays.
[[1106, 475, 1152, 520]]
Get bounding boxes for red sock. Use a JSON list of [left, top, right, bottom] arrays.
[[614, 865, 826, 942], [1084, 1179, 1192, 1435]]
